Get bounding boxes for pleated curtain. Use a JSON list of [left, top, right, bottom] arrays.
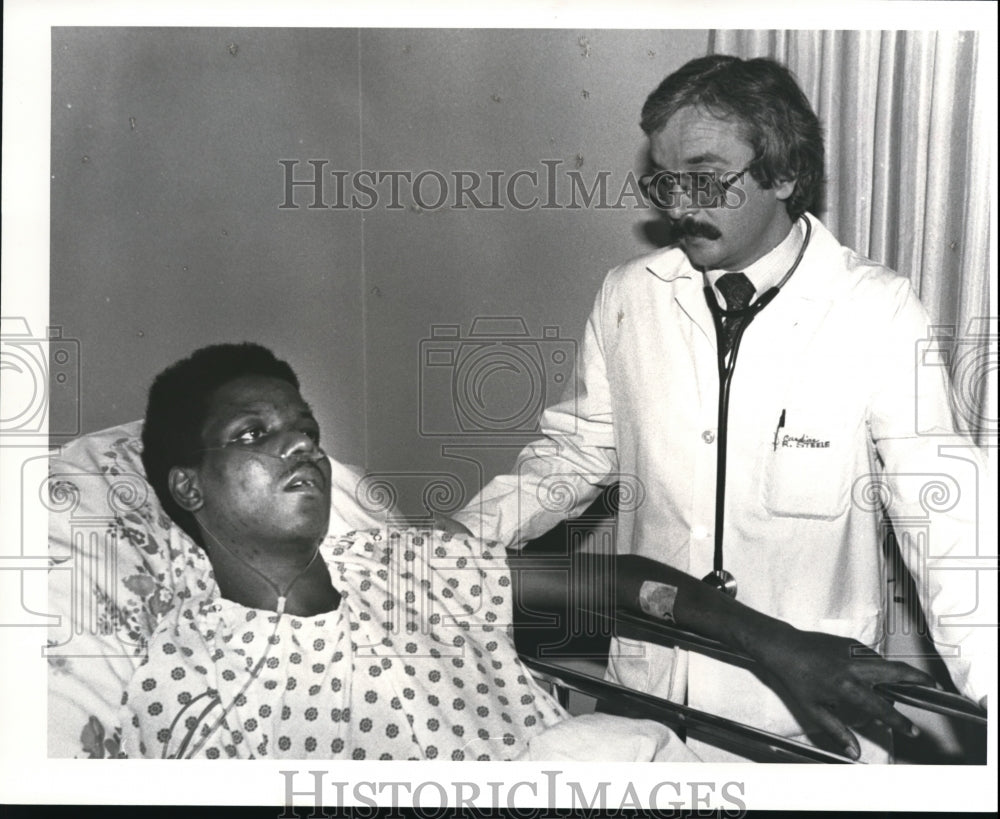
[[709, 30, 995, 443]]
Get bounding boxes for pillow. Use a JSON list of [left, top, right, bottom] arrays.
[[47, 420, 392, 758]]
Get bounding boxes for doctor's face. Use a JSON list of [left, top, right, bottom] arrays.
[[185, 375, 332, 554], [648, 106, 796, 272]]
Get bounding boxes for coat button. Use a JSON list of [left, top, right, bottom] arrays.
[[702, 430, 715, 444]]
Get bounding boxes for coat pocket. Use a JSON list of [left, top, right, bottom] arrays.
[[760, 405, 858, 519]]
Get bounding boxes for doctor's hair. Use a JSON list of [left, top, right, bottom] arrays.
[[140, 342, 301, 545], [640, 54, 825, 220]]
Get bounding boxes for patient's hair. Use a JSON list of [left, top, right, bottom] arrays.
[[640, 54, 825, 219], [141, 343, 300, 544]]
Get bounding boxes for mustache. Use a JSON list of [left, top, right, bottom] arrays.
[[677, 216, 722, 240]]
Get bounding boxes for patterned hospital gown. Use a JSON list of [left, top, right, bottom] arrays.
[[121, 528, 568, 759]]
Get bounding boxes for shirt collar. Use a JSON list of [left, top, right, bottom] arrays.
[[704, 217, 806, 306]]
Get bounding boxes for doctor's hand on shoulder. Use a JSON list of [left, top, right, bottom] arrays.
[[746, 623, 937, 760], [433, 515, 474, 537]]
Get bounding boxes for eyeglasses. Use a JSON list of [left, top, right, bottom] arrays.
[[639, 165, 753, 210]]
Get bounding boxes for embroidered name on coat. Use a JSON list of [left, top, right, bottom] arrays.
[[781, 434, 831, 448]]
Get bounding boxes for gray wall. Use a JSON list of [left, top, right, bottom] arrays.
[[51, 28, 709, 514]]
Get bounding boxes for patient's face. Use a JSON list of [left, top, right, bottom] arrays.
[[190, 375, 332, 552]]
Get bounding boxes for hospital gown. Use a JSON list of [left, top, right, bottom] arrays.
[[120, 527, 571, 759]]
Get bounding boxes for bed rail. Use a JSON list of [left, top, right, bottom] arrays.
[[606, 607, 987, 727], [517, 604, 986, 763]]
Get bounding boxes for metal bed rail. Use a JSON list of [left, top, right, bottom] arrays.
[[520, 655, 858, 763], [518, 606, 986, 763], [607, 607, 987, 726]]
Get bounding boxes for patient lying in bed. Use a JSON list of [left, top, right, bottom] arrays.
[[50, 342, 933, 761], [113, 342, 696, 761]]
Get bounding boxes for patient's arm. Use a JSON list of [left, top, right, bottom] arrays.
[[508, 551, 936, 760]]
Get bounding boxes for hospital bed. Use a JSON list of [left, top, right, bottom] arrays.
[[43, 422, 986, 761]]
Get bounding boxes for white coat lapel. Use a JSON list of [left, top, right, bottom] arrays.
[[645, 255, 716, 346], [672, 276, 716, 346]]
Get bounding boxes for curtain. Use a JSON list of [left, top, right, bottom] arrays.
[[709, 30, 995, 445]]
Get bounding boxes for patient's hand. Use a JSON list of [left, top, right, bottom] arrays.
[[749, 625, 936, 759]]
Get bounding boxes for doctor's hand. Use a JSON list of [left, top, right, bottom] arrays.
[[433, 515, 473, 537], [750, 625, 936, 760]]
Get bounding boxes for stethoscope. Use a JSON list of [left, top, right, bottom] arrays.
[[700, 216, 812, 598]]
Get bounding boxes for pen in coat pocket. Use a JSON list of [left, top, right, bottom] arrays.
[[772, 409, 786, 451]]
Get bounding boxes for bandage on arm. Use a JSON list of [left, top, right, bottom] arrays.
[[638, 580, 678, 622]]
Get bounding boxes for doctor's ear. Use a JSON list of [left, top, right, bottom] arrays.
[[169, 466, 204, 512], [773, 177, 797, 201]]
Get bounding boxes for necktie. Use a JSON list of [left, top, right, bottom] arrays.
[[715, 271, 756, 356]]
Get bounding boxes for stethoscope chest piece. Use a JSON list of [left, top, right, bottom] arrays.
[[702, 568, 737, 597]]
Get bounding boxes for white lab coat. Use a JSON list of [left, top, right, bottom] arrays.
[[455, 213, 993, 751]]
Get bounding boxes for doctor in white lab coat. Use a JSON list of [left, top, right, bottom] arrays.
[[452, 55, 992, 762]]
